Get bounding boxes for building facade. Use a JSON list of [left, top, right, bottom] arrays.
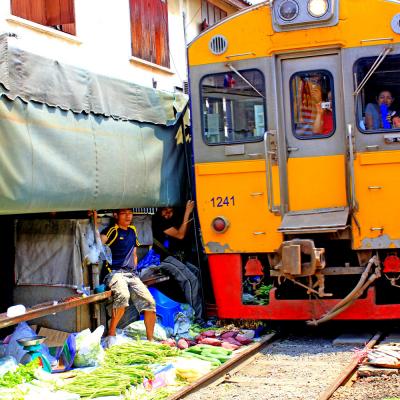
[[0, 0, 248, 92]]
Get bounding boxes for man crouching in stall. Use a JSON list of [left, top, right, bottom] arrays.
[[101, 208, 156, 346]]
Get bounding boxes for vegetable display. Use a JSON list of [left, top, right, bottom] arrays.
[[63, 340, 178, 398], [182, 344, 233, 368], [63, 365, 153, 398], [104, 341, 178, 366], [0, 360, 40, 388]]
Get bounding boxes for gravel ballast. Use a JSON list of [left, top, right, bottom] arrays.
[[184, 335, 357, 400]]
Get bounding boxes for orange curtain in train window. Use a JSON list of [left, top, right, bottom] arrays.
[[297, 77, 313, 124]]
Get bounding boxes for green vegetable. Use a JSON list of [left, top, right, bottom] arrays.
[[196, 344, 232, 355], [104, 341, 178, 366], [185, 346, 203, 355], [255, 284, 273, 305], [0, 359, 40, 388], [63, 365, 154, 398], [180, 351, 221, 367], [201, 351, 230, 363]]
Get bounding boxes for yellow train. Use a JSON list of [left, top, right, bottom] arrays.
[[188, 0, 400, 322]]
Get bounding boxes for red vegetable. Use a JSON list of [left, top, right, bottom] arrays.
[[198, 337, 221, 346], [221, 342, 239, 350], [202, 330, 216, 337], [161, 338, 176, 347], [223, 337, 242, 346], [177, 338, 189, 349], [235, 334, 252, 345], [220, 331, 238, 339]]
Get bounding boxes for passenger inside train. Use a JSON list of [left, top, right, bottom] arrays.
[[312, 90, 333, 135], [291, 71, 335, 138], [357, 54, 400, 132], [364, 90, 396, 130]]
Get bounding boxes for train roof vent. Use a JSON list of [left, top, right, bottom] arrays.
[[209, 35, 228, 55]]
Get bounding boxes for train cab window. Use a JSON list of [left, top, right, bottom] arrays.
[[290, 71, 335, 139], [200, 70, 266, 145], [355, 55, 400, 133]]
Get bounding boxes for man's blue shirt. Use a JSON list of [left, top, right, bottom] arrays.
[[101, 224, 139, 270]]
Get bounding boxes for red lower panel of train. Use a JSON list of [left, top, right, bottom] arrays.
[[208, 254, 400, 320]]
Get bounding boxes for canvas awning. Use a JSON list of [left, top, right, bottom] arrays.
[[0, 34, 189, 214]]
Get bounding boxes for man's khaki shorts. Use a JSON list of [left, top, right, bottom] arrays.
[[106, 272, 156, 313]]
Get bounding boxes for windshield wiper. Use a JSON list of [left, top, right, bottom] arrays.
[[353, 46, 393, 96], [226, 63, 266, 99]]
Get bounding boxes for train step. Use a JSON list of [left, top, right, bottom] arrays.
[[278, 206, 349, 234]]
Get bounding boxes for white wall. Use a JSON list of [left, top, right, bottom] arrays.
[[0, 0, 192, 91]]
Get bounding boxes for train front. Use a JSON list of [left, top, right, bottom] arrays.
[[188, 0, 400, 323]]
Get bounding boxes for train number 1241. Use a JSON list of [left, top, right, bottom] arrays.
[[210, 196, 235, 207]]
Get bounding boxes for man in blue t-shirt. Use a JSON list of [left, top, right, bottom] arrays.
[[101, 209, 156, 344]]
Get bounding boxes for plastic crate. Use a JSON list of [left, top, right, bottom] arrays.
[[142, 287, 181, 329]]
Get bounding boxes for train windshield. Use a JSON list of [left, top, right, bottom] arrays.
[[356, 55, 400, 133], [200, 69, 266, 145], [290, 70, 335, 139]]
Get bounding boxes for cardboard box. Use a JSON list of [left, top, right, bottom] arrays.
[[38, 327, 70, 347]]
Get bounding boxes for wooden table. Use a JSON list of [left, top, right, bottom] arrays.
[[0, 292, 112, 330], [0, 272, 169, 330]]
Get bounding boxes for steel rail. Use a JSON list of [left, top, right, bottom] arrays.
[[167, 332, 278, 400], [318, 331, 383, 400]]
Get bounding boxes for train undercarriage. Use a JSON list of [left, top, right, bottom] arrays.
[[208, 234, 400, 323]]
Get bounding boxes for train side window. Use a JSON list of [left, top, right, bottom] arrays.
[[200, 70, 266, 145], [355, 55, 400, 133], [290, 71, 335, 139]]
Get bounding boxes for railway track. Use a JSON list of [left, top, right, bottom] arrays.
[[169, 329, 400, 400]]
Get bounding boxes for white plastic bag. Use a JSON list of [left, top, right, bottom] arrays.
[[0, 356, 17, 376], [73, 326, 104, 367], [124, 321, 167, 341]]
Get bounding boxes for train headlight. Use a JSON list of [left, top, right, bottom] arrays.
[[278, 0, 299, 21], [211, 216, 229, 233], [307, 0, 329, 18]]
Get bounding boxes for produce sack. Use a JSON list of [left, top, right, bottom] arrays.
[[124, 321, 167, 341], [73, 326, 104, 367]]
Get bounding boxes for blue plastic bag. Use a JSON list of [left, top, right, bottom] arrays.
[[52, 334, 76, 373], [136, 248, 160, 271]]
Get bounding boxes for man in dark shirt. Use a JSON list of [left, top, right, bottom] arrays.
[[152, 200, 195, 259], [101, 209, 156, 343]]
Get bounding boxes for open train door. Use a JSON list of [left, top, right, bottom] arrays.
[[276, 52, 348, 234]]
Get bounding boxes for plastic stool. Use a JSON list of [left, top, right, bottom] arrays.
[[148, 287, 181, 329]]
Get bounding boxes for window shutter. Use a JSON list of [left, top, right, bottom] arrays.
[[130, 0, 169, 68], [60, 23, 76, 35], [130, 0, 150, 62], [45, 0, 75, 25], [11, 0, 46, 25], [155, 0, 170, 68]]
